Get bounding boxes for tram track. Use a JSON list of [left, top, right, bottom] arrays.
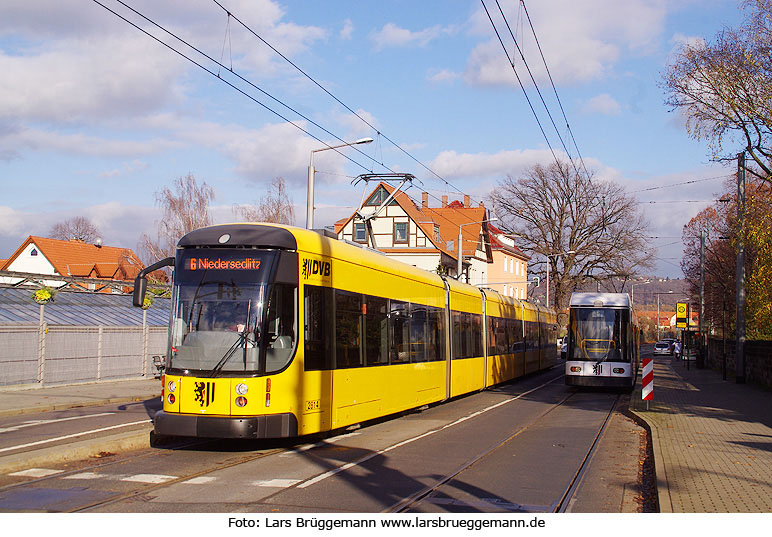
[[385, 389, 621, 513]]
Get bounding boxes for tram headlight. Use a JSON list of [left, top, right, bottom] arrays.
[[235, 383, 248, 395], [167, 380, 177, 393], [570, 366, 581, 373], [613, 368, 625, 374], [168, 394, 175, 405], [235, 396, 248, 407]]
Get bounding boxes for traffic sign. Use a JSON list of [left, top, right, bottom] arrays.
[[676, 302, 688, 328]]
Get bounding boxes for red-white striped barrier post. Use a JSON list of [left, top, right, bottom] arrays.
[[642, 357, 653, 409]]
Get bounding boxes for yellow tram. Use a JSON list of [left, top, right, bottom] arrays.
[[133, 223, 557, 439]]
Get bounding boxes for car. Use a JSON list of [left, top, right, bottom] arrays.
[[653, 340, 673, 356], [560, 340, 567, 359]]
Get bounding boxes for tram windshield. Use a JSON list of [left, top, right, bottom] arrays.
[[568, 307, 629, 363], [167, 249, 297, 376]]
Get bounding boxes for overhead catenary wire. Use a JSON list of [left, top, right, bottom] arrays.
[[490, 0, 583, 179], [93, 0, 383, 176], [519, 0, 591, 180], [479, 0, 563, 173], [210, 0, 482, 209]]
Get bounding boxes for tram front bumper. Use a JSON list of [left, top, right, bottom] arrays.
[[153, 410, 298, 439]]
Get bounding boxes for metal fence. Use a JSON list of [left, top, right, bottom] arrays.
[[0, 324, 168, 387]]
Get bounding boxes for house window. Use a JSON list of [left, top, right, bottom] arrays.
[[354, 223, 367, 243], [433, 224, 440, 242], [30, 248, 38, 257], [394, 222, 408, 244]]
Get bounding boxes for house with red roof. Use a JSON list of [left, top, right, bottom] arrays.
[[0, 236, 146, 293], [334, 182, 527, 289]]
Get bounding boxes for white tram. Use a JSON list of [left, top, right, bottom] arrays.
[[564, 292, 640, 389]]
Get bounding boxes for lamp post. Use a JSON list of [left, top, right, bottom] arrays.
[[457, 217, 497, 282], [545, 250, 575, 309], [306, 137, 373, 229]]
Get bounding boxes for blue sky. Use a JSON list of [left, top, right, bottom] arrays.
[[0, 0, 745, 277]]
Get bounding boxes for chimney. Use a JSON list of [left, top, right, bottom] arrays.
[[442, 195, 448, 208], [464, 194, 470, 207], [422, 192, 428, 209]]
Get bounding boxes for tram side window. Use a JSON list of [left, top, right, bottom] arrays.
[[389, 300, 410, 363], [265, 284, 298, 373], [364, 295, 389, 366], [426, 305, 445, 361], [410, 304, 428, 362], [524, 321, 537, 351], [335, 289, 363, 368], [508, 317, 523, 353], [452, 311, 481, 359], [471, 313, 483, 357], [304, 285, 333, 371]]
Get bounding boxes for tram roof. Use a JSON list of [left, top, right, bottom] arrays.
[[569, 292, 630, 308]]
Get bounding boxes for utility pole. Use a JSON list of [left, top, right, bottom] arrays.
[[699, 228, 705, 368], [736, 152, 746, 384]]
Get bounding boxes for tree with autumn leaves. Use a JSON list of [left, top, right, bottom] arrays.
[[682, 178, 772, 340], [666, 0, 772, 339]]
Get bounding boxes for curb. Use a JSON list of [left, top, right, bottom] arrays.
[[0, 424, 153, 475], [0, 394, 160, 418], [628, 406, 671, 513]]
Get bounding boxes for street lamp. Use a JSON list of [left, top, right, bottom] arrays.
[[306, 137, 374, 229], [545, 250, 576, 309], [457, 217, 498, 282]]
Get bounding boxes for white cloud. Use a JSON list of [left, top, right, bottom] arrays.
[[427, 68, 461, 84], [581, 94, 622, 116], [340, 18, 354, 40], [430, 148, 565, 179], [465, 0, 668, 87], [370, 23, 456, 51]]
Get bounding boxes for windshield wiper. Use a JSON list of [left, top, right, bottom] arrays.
[[210, 298, 258, 378], [209, 330, 252, 378]]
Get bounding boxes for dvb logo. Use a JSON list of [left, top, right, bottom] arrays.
[[302, 258, 331, 280]]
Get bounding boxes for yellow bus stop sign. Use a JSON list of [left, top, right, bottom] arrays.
[[676, 302, 688, 328]]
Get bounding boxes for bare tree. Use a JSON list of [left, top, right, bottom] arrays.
[[140, 174, 215, 262], [489, 160, 653, 310], [233, 177, 295, 225], [662, 0, 772, 183], [49, 216, 101, 243]]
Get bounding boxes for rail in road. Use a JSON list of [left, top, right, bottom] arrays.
[[0, 368, 633, 513]]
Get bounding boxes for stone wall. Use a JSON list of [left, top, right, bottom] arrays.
[[706, 336, 772, 389]]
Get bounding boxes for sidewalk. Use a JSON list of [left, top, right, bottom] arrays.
[[630, 356, 772, 512], [0, 378, 160, 418]]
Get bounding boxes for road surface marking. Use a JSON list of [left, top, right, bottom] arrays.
[[0, 419, 150, 454], [254, 478, 302, 487], [9, 468, 64, 478], [0, 413, 115, 433], [121, 473, 177, 484]]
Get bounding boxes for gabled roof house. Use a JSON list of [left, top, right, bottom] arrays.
[[0, 236, 146, 292], [334, 182, 524, 288]]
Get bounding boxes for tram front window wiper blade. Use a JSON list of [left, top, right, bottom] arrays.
[[209, 332, 246, 378]]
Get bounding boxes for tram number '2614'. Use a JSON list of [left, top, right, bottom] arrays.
[[305, 399, 321, 411]]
